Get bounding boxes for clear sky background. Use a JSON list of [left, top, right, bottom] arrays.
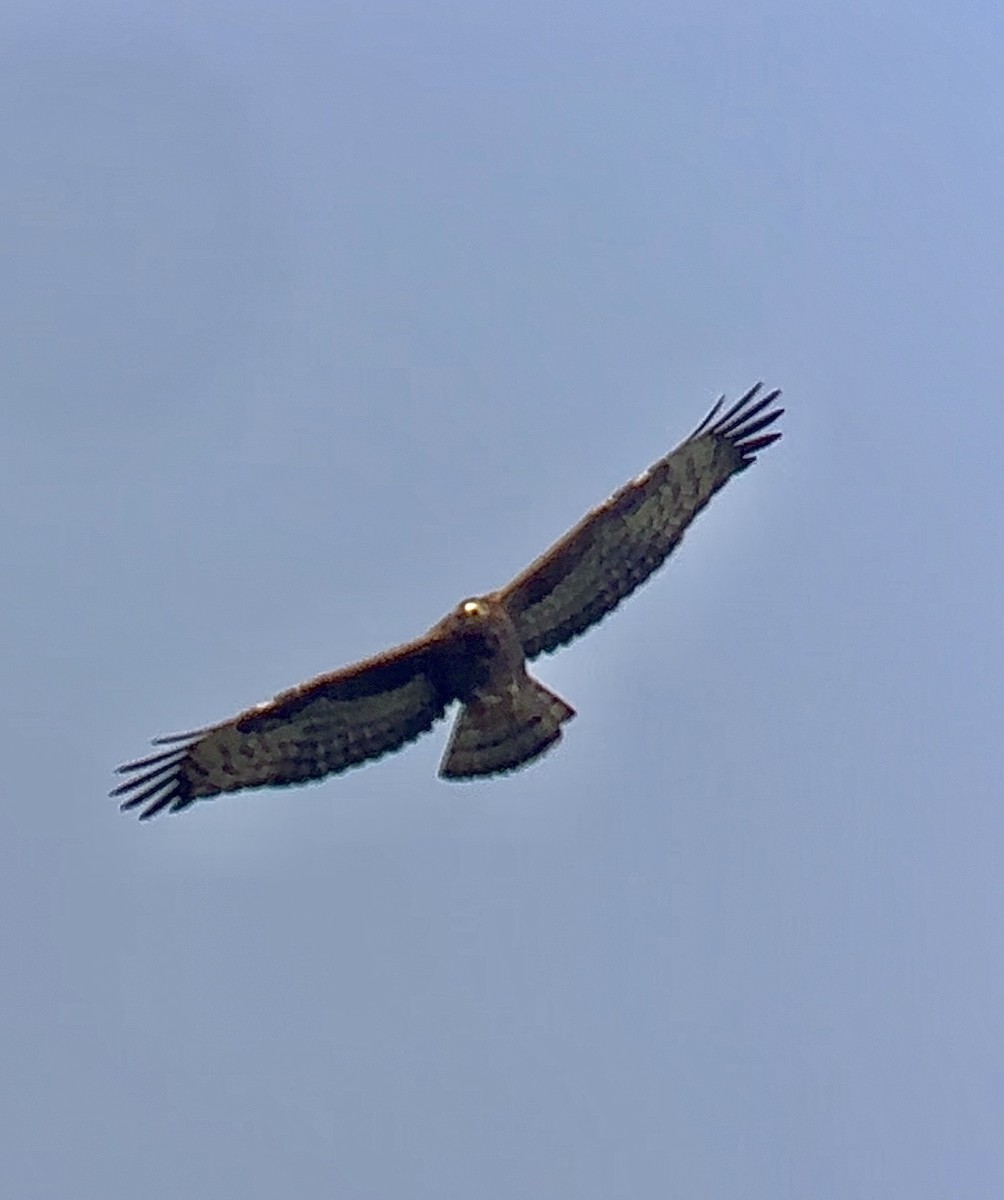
[[3, 3, 1002, 1197]]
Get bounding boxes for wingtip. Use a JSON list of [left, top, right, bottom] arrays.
[[152, 729, 203, 745], [743, 430, 783, 453], [711, 385, 784, 453], [689, 394, 726, 438]]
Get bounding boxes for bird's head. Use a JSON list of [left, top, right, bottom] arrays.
[[458, 597, 490, 620]]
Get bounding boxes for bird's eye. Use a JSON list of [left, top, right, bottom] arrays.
[[462, 600, 484, 617]]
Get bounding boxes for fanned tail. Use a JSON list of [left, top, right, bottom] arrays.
[[440, 676, 575, 779]]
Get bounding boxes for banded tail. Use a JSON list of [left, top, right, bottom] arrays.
[[440, 676, 575, 778]]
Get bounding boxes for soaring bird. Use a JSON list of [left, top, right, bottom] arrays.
[[113, 384, 782, 818]]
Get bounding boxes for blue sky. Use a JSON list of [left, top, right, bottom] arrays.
[[3, 3, 1002, 1197]]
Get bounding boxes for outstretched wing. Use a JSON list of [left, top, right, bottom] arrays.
[[112, 638, 454, 819], [496, 383, 783, 659]]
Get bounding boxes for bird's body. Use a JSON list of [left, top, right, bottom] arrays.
[[435, 598, 576, 780], [113, 384, 783, 818]]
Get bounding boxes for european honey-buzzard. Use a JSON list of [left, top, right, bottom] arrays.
[[113, 384, 782, 818]]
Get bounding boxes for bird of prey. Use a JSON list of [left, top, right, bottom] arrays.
[[113, 383, 782, 818]]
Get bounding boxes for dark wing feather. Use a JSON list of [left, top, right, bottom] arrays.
[[112, 637, 454, 819], [496, 383, 783, 659]]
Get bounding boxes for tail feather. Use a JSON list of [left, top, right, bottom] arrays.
[[440, 676, 575, 779]]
